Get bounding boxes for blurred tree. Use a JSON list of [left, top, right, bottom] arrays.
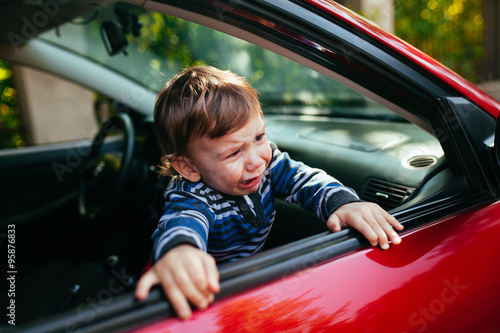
[[131, 10, 351, 108], [0, 59, 24, 149], [394, 0, 484, 82]]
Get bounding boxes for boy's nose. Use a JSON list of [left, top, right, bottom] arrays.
[[246, 150, 263, 171]]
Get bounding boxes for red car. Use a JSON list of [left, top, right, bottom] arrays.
[[1, 0, 500, 332]]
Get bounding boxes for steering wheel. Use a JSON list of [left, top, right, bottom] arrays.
[[78, 113, 135, 219]]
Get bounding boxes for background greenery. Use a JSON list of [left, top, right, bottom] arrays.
[[0, 0, 487, 149], [0, 60, 24, 148], [394, 0, 484, 82]]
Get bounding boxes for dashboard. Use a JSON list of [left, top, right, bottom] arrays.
[[264, 115, 444, 211]]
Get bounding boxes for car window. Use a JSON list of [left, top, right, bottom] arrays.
[[39, 4, 403, 121], [6, 65, 99, 147]]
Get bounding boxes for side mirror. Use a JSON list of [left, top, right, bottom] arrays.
[[100, 21, 128, 56]]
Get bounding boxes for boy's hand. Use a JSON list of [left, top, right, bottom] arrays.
[[135, 244, 220, 319], [327, 202, 403, 250]]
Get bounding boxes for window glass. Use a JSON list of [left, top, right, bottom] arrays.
[[9, 65, 98, 146], [39, 3, 401, 120]]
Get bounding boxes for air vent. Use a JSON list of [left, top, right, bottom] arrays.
[[361, 178, 415, 211], [407, 155, 437, 168]]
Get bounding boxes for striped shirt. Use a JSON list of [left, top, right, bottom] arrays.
[[151, 143, 360, 264]]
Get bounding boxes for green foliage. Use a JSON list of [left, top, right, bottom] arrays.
[[0, 2, 486, 149], [133, 11, 272, 86], [129, 10, 348, 107], [0, 59, 24, 149], [394, 0, 484, 82], [135, 11, 362, 108]]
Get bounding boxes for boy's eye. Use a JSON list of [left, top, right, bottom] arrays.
[[226, 149, 240, 159], [255, 133, 265, 142]]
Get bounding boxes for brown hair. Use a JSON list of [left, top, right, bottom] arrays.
[[154, 66, 262, 177]]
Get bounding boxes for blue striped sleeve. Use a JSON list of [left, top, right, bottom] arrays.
[[269, 143, 361, 222], [151, 181, 214, 263]]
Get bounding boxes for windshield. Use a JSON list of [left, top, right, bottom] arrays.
[[39, 3, 400, 120]]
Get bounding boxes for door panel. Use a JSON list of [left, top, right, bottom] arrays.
[[0, 139, 92, 226]]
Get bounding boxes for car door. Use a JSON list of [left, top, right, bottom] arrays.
[[0, 64, 99, 227], [3, 0, 500, 332]]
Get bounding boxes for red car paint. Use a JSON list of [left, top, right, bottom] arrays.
[[129, 201, 500, 332], [123, 3, 500, 332], [3, 1, 500, 332]]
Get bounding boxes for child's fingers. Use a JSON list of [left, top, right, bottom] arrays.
[[375, 209, 403, 246], [328, 202, 403, 250], [344, 214, 380, 247], [159, 263, 205, 319], [203, 254, 220, 293], [139, 246, 221, 320], [380, 217, 402, 245], [385, 211, 404, 231], [182, 260, 218, 310], [364, 215, 389, 249], [374, 222, 391, 249], [135, 269, 159, 300], [366, 210, 402, 249], [161, 275, 194, 319], [135, 267, 201, 319], [326, 213, 343, 232], [172, 261, 214, 312]]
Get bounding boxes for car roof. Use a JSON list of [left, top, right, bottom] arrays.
[[0, 0, 103, 53]]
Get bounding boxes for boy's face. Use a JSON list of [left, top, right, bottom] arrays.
[[178, 114, 272, 196]]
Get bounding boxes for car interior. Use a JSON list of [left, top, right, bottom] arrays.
[[1, 1, 496, 330]]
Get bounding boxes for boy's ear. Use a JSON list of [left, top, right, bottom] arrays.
[[171, 156, 201, 182]]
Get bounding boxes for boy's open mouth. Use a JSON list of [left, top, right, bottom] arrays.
[[239, 175, 262, 189], [241, 178, 255, 184]]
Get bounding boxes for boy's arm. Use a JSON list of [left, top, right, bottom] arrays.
[[135, 244, 220, 319], [327, 201, 403, 249], [270, 143, 403, 249], [151, 182, 213, 264], [269, 143, 361, 219], [137, 181, 219, 318]]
